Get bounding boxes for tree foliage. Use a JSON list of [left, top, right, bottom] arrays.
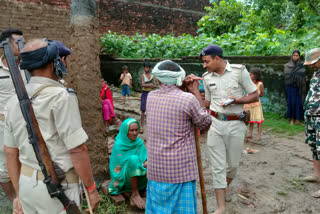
[[100, 0, 320, 58]]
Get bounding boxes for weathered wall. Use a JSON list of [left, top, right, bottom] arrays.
[[0, 0, 71, 43], [97, 0, 208, 35], [1, 0, 208, 36]]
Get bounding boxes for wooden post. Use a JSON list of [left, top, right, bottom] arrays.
[[194, 127, 208, 214]]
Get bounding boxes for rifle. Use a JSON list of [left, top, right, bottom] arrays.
[[0, 38, 81, 214]]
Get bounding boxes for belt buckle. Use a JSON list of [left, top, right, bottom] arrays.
[[217, 113, 225, 120]]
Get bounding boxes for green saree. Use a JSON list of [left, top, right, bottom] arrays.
[[108, 118, 147, 195]]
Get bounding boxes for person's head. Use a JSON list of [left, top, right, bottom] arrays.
[[249, 68, 262, 82], [117, 118, 141, 142], [143, 62, 152, 73], [304, 48, 320, 71], [122, 65, 128, 73], [291, 50, 301, 63], [0, 28, 23, 57], [53, 40, 71, 68], [100, 78, 105, 87], [20, 39, 67, 80], [151, 60, 186, 86], [200, 45, 224, 73]]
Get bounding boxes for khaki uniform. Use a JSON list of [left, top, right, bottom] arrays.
[[4, 76, 88, 213], [0, 56, 27, 182], [203, 61, 256, 189]]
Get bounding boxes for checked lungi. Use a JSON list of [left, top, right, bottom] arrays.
[[146, 180, 197, 214]]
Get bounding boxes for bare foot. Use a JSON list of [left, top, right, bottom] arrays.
[[130, 192, 145, 210], [246, 134, 252, 139], [302, 175, 320, 182], [290, 119, 294, 125], [312, 189, 320, 198], [294, 120, 303, 125]]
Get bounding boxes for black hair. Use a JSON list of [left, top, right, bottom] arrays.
[[158, 61, 181, 72], [122, 65, 128, 70], [250, 68, 262, 82], [292, 49, 301, 56], [0, 28, 23, 43]]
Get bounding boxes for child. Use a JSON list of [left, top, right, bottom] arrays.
[[140, 62, 156, 133], [245, 68, 264, 141], [100, 79, 121, 132], [120, 65, 132, 104]]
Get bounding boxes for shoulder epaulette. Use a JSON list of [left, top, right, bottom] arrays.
[[230, 64, 245, 70], [66, 88, 77, 95], [202, 71, 210, 78]]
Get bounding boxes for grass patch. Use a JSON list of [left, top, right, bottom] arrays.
[[276, 190, 288, 196], [82, 191, 127, 214], [262, 112, 305, 136]]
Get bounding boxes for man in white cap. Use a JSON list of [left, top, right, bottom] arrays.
[[303, 48, 320, 198]]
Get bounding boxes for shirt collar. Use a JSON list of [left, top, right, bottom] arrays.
[[212, 60, 231, 76], [29, 76, 64, 87], [159, 84, 179, 91]]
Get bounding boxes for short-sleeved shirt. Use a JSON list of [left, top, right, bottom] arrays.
[[120, 72, 132, 86], [4, 76, 88, 172], [305, 71, 320, 116], [203, 61, 256, 114], [146, 84, 212, 183]]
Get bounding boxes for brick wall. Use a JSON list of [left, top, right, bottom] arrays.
[[97, 0, 208, 35], [0, 0, 71, 45], [1, 0, 208, 37]]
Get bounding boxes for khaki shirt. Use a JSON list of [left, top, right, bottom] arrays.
[[4, 76, 88, 172], [203, 61, 256, 114], [0, 56, 27, 115]]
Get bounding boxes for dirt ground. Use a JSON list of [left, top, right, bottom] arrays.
[[112, 88, 320, 214], [1, 88, 319, 214]]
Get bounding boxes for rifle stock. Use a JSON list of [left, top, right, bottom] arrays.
[[0, 39, 81, 214]]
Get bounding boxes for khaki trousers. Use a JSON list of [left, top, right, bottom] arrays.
[[207, 117, 246, 189], [19, 174, 80, 214]]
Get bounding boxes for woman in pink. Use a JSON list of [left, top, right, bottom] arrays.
[[100, 79, 121, 132]]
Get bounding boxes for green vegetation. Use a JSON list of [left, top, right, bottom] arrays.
[[82, 191, 127, 214], [100, 0, 320, 58], [263, 112, 305, 136]]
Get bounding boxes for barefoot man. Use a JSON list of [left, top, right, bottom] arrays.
[[201, 45, 258, 214], [145, 60, 212, 213]]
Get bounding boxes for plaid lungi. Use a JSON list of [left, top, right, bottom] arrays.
[[146, 180, 197, 214]]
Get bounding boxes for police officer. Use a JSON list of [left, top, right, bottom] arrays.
[[0, 28, 27, 202], [201, 45, 259, 214], [4, 38, 100, 213], [303, 48, 320, 198]]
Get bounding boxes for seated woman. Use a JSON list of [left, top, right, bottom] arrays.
[[108, 118, 147, 209]]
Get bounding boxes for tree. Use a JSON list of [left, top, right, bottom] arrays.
[[68, 0, 108, 180]]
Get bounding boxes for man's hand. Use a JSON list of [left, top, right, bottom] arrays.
[[221, 96, 236, 108], [13, 197, 23, 214], [85, 189, 100, 213]]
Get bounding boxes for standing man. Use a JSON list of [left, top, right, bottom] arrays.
[[0, 28, 27, 202], [201, 45, 258, 214], [303, 48, 320, 198], [145, 60, 212, 213], [4, 39, 100, 213]]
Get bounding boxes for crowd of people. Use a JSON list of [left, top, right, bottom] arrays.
[[1, 26, 320, 214]]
